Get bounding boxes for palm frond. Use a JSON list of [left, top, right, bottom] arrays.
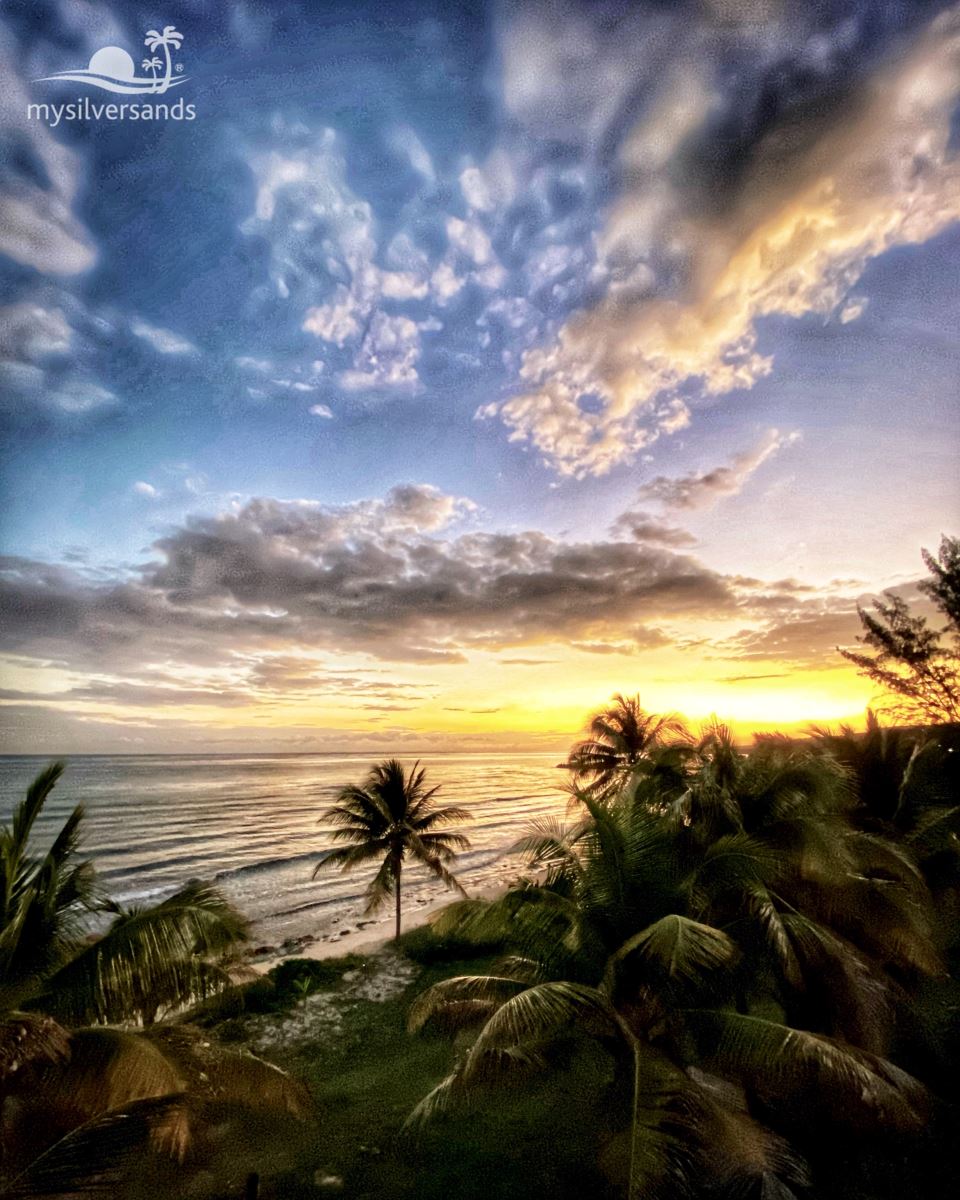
[[1, 1094, 187, 1199], [37, 882, 247, 1025], [19, 1027, 191, 1162], [461, 981, 622, 1080], [9, 762, 65, 857], [408, 975, 528, 1033], [683, 1009, 928, 1132], [142, 1025, 313, 1119], [603, 915, 739, 1000], [0, 1012, 70, 1081], [403, 1073, 459, 1131]]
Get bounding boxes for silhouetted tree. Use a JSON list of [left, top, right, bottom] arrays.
[[841, 536, 959, 724], [314, 759, 470, 939]]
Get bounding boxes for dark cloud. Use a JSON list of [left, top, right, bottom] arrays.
[[0, 488, 745, 676], [716, 606, 863, 665], [718, 672, 791, 684]]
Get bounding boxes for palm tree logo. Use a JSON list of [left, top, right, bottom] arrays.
[[34, 26, 189, 94], [141, 56, 162, 91], [144, 25, 184, 95]]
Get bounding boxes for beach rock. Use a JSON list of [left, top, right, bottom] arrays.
[[248, 944, 276, 958]]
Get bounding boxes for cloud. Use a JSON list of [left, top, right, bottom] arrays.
[[308, 403, 334, 418], [47, 378, 116, 414], [635, 430, 800, 512], [716, 606, 863, 665], [481, 5, 960, 475], [389, 126, 436, 185], [130, 318, 197, 355], [0, 30, 96, 275], [243, 126, 435, 391], [0, 484, 752, 677], [338, 312, 422, 391], [609, 511, 698, 547], [133, 481, 159, 499], [0, 303, 72, 361], [839, 297, 868, 324], [0, 299, 117, 418]]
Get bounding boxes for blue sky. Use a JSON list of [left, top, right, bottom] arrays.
[[0, 0, 958, 752]]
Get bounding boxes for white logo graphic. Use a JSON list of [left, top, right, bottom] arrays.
[[34, 25, 188, 95]]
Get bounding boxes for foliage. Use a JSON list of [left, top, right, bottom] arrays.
[[409, 717, 959, 1199], [561, 693, 691, 800], [841, 535, 960, 723], [0, 764, 248, 1029]]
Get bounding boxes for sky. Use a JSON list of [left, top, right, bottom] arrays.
[[0, 0, 957, 754]]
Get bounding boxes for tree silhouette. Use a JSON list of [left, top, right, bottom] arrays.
[[313, 759, 470, 940], [562, 693, 690, 800], [841, 535, 959, 724]]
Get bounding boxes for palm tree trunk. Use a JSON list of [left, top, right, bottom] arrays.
[[160, 44, 172, 93], [394, 857, 402, 941], [628, 1036, 641, 1200]]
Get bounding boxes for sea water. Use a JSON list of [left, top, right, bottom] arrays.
[[0, 753, 570, 947]]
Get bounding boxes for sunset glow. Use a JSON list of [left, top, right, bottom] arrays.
[[1, 1, 958, 753]]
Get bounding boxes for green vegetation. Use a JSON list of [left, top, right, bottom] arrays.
[[0, 762, 311, 1197], [313, 759, 471, 940], [405, 713, 960, 1200]]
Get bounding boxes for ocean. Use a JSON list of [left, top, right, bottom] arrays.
[[0, 753, 570, 948]]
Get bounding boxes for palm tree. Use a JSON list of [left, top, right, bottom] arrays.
[[141, 56, 162, 90], [0, 765, 311, 1196], [314, 759, 470, 940], [144, 25, 183, 94], [410, 732, 939, 1196], [562, 693, 690, 800], [0, 763, 248, 1029]]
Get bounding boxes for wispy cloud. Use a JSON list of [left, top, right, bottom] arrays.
[[635, 430, 800, 512], [130, 318, 197, 355]]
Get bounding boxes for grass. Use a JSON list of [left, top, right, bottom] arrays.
[[194, 929, 621, 1199]]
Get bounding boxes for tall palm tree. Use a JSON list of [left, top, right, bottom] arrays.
[[143, 25, 183, 94], [314, 759, 470, 940], [562, 693, 690, 800]]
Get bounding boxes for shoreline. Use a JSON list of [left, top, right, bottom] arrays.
[[248, 882, 502, 972]]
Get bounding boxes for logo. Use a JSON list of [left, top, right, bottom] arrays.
[[34, 25, 188, 95]]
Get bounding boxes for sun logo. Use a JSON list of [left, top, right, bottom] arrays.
[[34, 25, 188, 95]]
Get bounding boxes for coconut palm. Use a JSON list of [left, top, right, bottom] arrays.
[[0, 765, 310, 1196], [562, 693, 690, 800], [141, 56, 162, 89], [144, 25, 183, 94], [314, 759, 470, 940], [410, 730, 940, 1197], [0, 763, 247, 1031]]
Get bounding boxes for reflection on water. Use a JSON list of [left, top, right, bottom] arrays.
[[0, 753, 570, 943]]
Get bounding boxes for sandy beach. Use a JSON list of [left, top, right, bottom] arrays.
[[250, 881, 503, 972]]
